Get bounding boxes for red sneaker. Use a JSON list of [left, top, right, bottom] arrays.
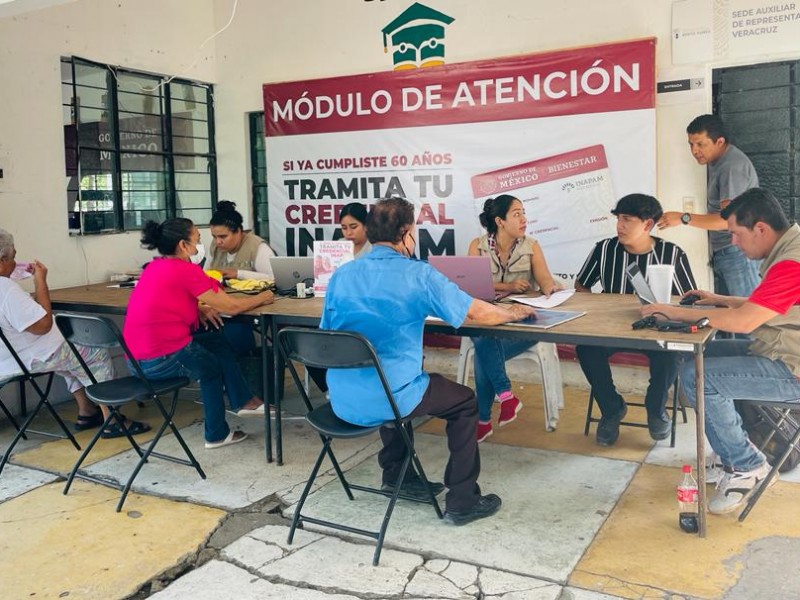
[[477, 421, 493, 443], [497, 396, 522, 427]]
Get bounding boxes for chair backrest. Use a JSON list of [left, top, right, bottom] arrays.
[[0, 326, 32, 378], [54, 313, 155, 392], [277, 327, 403, 422]]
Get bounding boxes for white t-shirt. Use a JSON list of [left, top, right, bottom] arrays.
[[0, 277, 63, 379]]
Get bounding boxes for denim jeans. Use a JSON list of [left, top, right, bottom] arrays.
[[220, 317, 257, 357], [575, 346, 678, 419], [136, 329, 254, 443], [680, 339, 800, 471], [472, 336, 537, 422], [712, 245, 761, 297]]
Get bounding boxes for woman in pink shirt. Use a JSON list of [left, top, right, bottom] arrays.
[[124, 218, 274, 449]]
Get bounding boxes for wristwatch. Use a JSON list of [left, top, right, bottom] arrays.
[[681, 212, 692, 225]]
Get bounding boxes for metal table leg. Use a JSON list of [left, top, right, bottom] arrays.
[[260, 314, 273, 463], [694, 347, 707, 537], [272, 317, 284, 466]]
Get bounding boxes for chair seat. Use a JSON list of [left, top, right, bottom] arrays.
[[306, 403, 383, 438], [86, 376, 190, 406]]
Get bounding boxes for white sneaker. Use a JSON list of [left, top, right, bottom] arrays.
[[706, 453, 724, 485], [708, 462, 775, 515]]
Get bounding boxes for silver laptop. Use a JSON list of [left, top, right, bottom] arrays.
[[428, 256, 507, 302], [269, 257, 315, 292]]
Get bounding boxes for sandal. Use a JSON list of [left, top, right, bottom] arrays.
[[101, 419, 152, 439], [205, 430, 248, 449], [74, 411, 104, 431]]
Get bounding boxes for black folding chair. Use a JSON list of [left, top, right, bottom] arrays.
[[0, 328, 81, 476], [277, 327, 443, 566], [583, 353, 687, 448], [737, 398, 800, 521], [54, 313, 206, 512]]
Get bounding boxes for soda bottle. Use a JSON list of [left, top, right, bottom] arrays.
[[677, 464, 699, 533]]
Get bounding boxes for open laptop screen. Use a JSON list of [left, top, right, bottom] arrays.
[[428, 256, 498, 302]]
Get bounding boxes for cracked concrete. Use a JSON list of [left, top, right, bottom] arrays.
[[4, 357, 800, 599]]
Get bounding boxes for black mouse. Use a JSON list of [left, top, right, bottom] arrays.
[[679, 293, 701, 306]]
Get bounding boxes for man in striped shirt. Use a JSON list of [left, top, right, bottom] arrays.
[[575, 194, 697, 446]]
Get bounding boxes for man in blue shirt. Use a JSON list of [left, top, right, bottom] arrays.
[[321, 197, 534, 525]]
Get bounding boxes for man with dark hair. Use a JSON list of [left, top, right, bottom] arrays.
[[576, 194, 697, 446], [644, 188, 800, 514], [659, 114, 760, 297], [320, 197, 536, 525]]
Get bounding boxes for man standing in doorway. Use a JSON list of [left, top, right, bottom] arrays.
[[659, 114, 760, 297]]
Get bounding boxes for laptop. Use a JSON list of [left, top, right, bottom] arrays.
[[625, 263, 661, 305], [269, 257, 315, 292], [428, 256, 508, 302]]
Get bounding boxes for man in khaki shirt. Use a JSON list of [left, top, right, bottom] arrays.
[[643, 188, 800, 515]]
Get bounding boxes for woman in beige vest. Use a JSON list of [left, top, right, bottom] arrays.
[[468, 194, 561, 442], [208, 201, 276, 280], [208, 201, 276, 356]]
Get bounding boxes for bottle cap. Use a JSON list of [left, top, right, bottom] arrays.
[[682, 464, 692, 473]]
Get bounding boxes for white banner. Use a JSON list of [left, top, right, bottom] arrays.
[[263, 39, 657, 284]]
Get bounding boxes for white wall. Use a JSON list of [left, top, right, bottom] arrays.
[[2, 0, 799, 290], [0, 0, 217, 289]]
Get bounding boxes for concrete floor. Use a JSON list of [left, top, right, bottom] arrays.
[[2, 349, 800, 599]]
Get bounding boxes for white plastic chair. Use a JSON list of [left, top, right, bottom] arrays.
[[456, 337, 564, 431]]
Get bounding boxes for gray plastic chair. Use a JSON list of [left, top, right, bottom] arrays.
[[0, 328, 80, 476], [277, 327, 443, 566], [54, 313, 206, 512]]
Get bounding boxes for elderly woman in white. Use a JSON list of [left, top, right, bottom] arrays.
[[0, 229, 149, 438]]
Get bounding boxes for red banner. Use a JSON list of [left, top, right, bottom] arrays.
[[263, 39, 655, 137]]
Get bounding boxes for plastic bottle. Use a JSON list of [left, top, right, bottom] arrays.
[[677, 464, 699, 533]]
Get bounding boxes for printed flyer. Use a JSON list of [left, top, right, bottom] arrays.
[[313, 240, 354, 297]]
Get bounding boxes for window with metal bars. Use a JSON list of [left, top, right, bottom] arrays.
[[62, 56, 218, 234]]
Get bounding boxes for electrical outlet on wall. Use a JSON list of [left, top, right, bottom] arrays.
[[682, 196, 695, 213]]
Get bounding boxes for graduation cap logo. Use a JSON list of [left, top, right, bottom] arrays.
[[382, 3, 455, 70]]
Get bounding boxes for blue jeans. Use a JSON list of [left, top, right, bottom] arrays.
[[712, 245, 761, 297], [221, 318, 257, 357], [680, 340, 800, 471], [472, 336, 537, 422], [136, 329, 254, 443]]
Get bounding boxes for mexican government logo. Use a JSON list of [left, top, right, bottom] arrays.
[[381, 2, 455, 70]]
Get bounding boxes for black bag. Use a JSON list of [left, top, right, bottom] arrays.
[[736, 401, 800, 473]]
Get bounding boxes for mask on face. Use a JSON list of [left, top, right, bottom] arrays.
[[190, 242, 206, 265]]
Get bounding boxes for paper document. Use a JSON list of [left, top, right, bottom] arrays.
[[511, 289, 575, 309]]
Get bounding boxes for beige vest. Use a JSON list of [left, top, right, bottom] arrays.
[[208, 231, 265, 271], [476, 235, 538, 288], [749, 223, 800, 375]]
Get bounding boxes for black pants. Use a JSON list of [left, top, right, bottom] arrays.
[[575, 346, 678, 418], [377, 373, 481, 512]]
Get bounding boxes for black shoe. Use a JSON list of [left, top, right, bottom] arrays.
[[445, 494, 502, 526], [647, 413, 672, 441], [596, 403, 627, 447], [381, 478, 445, 501]]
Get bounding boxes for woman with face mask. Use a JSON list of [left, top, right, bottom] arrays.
[[468, 194, 562, 443], [124, 218, 275, 449], [338, 203, 371, 258], [208, 201, 276, 280]]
